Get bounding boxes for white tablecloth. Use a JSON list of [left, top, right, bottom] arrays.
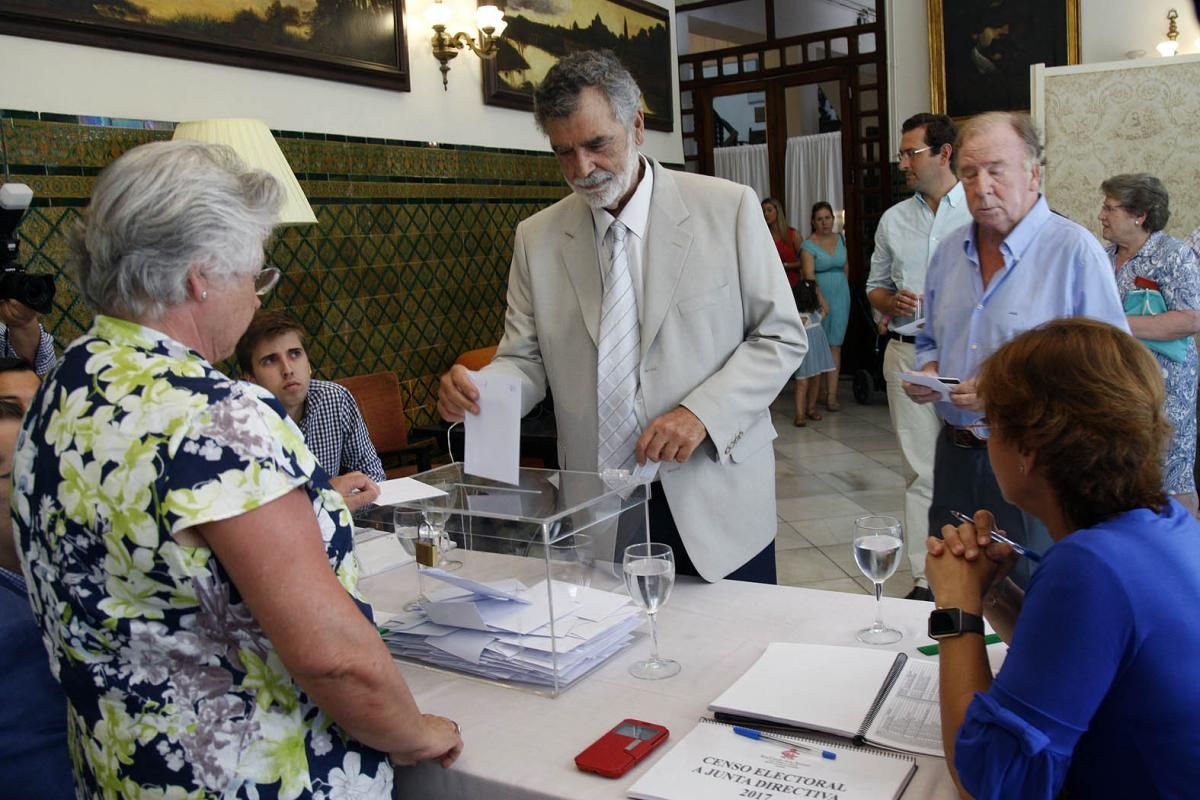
[[359, 570, 1004, 800]]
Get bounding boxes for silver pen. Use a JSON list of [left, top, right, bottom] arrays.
[[949, 510, 1043, 562]]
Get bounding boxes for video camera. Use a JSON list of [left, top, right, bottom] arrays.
[[0, 183, 57, 314]]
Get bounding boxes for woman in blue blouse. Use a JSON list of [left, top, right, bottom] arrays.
[[799, 202, 848, 409], [1100, 173, 1200, 516], [925, 318, 1200, 800]]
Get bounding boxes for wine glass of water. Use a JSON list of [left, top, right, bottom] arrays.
[[423, 489, 462, 572], [853, 515, 904, 645], [623, 542, 681, 679], [393, 509, 429, 612]]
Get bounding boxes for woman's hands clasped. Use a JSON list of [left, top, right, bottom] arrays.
[[925, 509, 1018, 610]]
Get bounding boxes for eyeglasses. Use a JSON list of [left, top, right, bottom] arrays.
[[254, 266, 281, 296], [966, 417, 992, 440], [894, 146, 932, 162], [1099, 202, 1124, 215]]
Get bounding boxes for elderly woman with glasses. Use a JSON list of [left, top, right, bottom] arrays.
[[925, 318, 1200, 800], [12, 140, 462, 799], [1099, 173, 1200, 515]]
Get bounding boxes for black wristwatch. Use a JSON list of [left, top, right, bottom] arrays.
[[928, 608, 986, 640]]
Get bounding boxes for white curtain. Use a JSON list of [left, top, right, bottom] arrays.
[[713, 143, 770, 204], [710, 134, 843, 236], [784, 132, 843, 235]]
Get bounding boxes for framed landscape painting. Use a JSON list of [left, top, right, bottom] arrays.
[[484, 0, 674, 132], [927, 0, 1078, 118], [0, 0, 409, 91]]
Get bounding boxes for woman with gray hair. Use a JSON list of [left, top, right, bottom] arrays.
[[13, 140, 461, 799], [1100, 172, 1200, 514]]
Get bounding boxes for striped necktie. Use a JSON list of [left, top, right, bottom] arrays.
[[596, 220, 640, 471]]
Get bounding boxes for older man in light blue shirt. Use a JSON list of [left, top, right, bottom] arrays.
[[906, 112, 1126, 588], [867, 113, 972, 599]]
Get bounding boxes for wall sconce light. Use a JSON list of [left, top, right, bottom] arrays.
[[427, 1, 507, 90], [1157, 8, 1180, 57]]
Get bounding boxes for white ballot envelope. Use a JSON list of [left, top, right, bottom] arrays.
[[464, 370, 521, 485], [374, 477, 448, 507]]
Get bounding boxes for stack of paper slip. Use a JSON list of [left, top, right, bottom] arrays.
[[377, 571, 642, 688]]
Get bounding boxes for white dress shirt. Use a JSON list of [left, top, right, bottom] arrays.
[[866, 182, 970, 331]]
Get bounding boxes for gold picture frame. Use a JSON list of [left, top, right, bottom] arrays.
[[483, 0, 674, 132], [928, 0, 1079, 118], [0, 0, 409, 91]]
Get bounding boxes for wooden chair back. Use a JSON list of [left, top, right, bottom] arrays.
[[333, 371, 412, 455]]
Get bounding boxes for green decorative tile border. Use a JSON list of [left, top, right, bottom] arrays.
[[1, 110, 569, 426]]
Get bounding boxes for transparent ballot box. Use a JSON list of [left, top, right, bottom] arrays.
[[354, 463, 651, 696]]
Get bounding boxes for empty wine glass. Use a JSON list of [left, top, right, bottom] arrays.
[[853, 515, 904, 644], [623, 542, 680, 679]]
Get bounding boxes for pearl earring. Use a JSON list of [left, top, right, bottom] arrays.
[[201, 290, 208, 301], [1018, 463, 1025, 474]]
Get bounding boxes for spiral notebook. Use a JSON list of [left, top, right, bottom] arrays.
[[627, 718, 917, 800], [708, 643, 944, 758]]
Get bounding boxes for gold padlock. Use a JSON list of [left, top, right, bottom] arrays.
[[415, 540, 438, 568]]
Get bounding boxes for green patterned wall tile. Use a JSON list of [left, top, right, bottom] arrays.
[[3, 119, 165, 167], [6, 113, 563, 428]]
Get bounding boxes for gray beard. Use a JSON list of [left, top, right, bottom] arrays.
[[571, 148, 641, 210]]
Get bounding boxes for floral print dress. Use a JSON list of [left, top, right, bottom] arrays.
[[1107, 231, 1200, 496], [14, 316, 393, 800]]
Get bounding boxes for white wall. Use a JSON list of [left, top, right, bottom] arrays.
[[886, 0, 1197, 154], [0, 0, 683, 164], [774, 0, 858, 39]]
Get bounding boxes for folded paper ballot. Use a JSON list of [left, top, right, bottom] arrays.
[[420, 569, 532, 603], [379, 573, 641, 688], [895, 371, 958, 402], [373, 477, 448, 507], [891, 317, 925, 337]]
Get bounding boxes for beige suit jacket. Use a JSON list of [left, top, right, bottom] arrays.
[[485, 160, 806, 580]]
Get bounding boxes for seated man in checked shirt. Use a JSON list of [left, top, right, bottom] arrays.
[[236, 311, 383, 511]]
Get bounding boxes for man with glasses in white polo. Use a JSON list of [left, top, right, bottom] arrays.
[[867, 113, 971, 601]]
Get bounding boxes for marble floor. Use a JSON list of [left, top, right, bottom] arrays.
[[770, 383, 921, 598]]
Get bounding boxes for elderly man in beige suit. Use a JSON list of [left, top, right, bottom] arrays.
[[438, 51, 806, 583]]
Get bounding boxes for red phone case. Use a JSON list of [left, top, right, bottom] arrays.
[[574, 719, 670, 778]]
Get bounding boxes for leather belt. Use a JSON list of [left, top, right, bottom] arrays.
[[887, 331, 917, 344], [944, 422, 987, 449]]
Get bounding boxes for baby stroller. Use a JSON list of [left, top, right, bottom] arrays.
[[842, 279, 888, 405]]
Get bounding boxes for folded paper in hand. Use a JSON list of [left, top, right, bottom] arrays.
[[896, 371, 956, 402]]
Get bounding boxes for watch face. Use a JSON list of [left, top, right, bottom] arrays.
[[928, 609, 960, 639]]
